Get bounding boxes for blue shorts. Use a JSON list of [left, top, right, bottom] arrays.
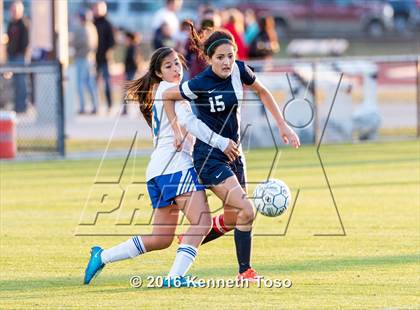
[[147, 167, 205, 209], [194, 156, 246, 188]]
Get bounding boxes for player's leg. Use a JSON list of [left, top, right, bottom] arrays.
[[84, 175, 181, 285], [176, 190, 212, 247], [211, 175, 257, 280], [201, 157, 249, 244], [167, 190, 211, 278], [100, 175, 182, 261], [177, 203, 236, 245], [103, 205, 180, 261], [190, 158, 233, 244], [84, 205, 179, 284], [201, 203, 237, 244]]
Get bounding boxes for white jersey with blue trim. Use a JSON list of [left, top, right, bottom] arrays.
[[146, 81, 229, 181]]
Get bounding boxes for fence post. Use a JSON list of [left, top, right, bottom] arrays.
[[312, 61, 318, 145], [57, 61, 65, 156], [0, 0, 4, 64], [417, 56, 420, 138]]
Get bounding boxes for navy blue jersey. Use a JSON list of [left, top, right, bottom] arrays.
[[179, 60, 256, 161]]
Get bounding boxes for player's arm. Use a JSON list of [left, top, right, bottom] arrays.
[[249, 79, 301, 149], [162, 86, 185, 151], [163, 86, 239, 160], [175, 102, 239, 161]]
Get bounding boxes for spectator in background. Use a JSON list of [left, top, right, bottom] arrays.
[[200, 6, 222, 29], [73, 9, 98, 115], [223, 9, 248, 60], [122, 31, 140, 115], [248, 16, 280, 60], [153, 22, 176, 49], [152, 0, 183, 37], [244, 10, 259, 46], [175, 19, 191, 57], [196, 4, 222, 29], [219, 8, 230, 26], [184, 8, 221, 78], [7, 0, 29, 113], [93, 1, 115, 113], [152, 0, 183, 49]]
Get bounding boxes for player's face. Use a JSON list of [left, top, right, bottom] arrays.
[[157, 52, 183, 83], [210, 44, 235, 79]]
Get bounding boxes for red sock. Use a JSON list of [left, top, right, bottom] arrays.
[[202, 214, 233, 245], [214, 214, 232, 234]]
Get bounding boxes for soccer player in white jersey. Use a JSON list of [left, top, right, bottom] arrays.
[[84, 47, 239, 287], [162, 23, 300, 281]]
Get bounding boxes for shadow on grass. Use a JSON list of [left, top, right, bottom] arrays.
[[195, 254, 420, 277], [1, 254, 418, 293], [0, 273, 150, 294]]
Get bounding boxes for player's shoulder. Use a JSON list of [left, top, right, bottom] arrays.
[[235, 60, 254, 72], [158, 80, 178, 91], [156, 80, 177, 95], [186, 67, 214, 91], [194, 66, 213, 81], [153, 81, 177, 103], [235, 60, 245, 67], [234, 60, 256, 85]]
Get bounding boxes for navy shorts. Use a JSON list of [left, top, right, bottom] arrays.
[[194, 155, 246, 188], [147, 167, 205, 209]]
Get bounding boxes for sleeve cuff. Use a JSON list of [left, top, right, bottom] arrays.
[[214, 136, 229, 152], [180, 81, 198, 101]]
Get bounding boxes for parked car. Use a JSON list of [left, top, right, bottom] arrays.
[[68, 0, 197, 42], [237, 0, 394, 38]]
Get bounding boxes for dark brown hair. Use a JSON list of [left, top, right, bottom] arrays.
[[186, 21, 237, 62], [125, 47, 185, 127]]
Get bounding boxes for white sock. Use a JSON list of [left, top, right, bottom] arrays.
[[100, 236, 146, 264], [168, 244, 198, 278]]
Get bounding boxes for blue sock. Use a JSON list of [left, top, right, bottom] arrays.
[[234, 228, 252, 273]]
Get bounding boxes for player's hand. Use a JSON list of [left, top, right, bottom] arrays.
[[279, 124, 300, 149], [224, 139, 240, 162], [173, 130, 184, 152]]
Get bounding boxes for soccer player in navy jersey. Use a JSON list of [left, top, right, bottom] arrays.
[[162, 23, 300, 281], [83, 47, 239, 287]]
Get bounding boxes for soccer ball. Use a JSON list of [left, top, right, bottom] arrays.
[[253, 179, 291, 217]]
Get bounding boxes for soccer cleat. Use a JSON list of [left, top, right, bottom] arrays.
[[236, 267, 259, 282], [161, 276, 202, 288], [84, 246, 105, 285]]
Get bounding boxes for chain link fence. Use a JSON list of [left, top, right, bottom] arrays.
[[0, 61, 65, 157], [1, 56, 417, 157]]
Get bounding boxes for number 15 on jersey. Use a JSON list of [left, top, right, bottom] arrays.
[[209, 95, 225, 113]]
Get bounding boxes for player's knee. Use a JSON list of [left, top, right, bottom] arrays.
[[199, 213, 212, 235], [223, 213, 237, 227], [155, 236, 174, 250], [241, 201, 255, 224]]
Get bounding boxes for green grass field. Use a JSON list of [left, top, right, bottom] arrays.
[[1, 140, 419, 309]]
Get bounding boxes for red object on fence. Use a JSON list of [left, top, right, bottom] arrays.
[[0, 111, 17, 159]]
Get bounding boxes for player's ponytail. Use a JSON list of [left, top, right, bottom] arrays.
[[186, 21, 237, 61], [126, 71, 156, 127], [126, 47, 177, 128], [186, 20, 205, 60]]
